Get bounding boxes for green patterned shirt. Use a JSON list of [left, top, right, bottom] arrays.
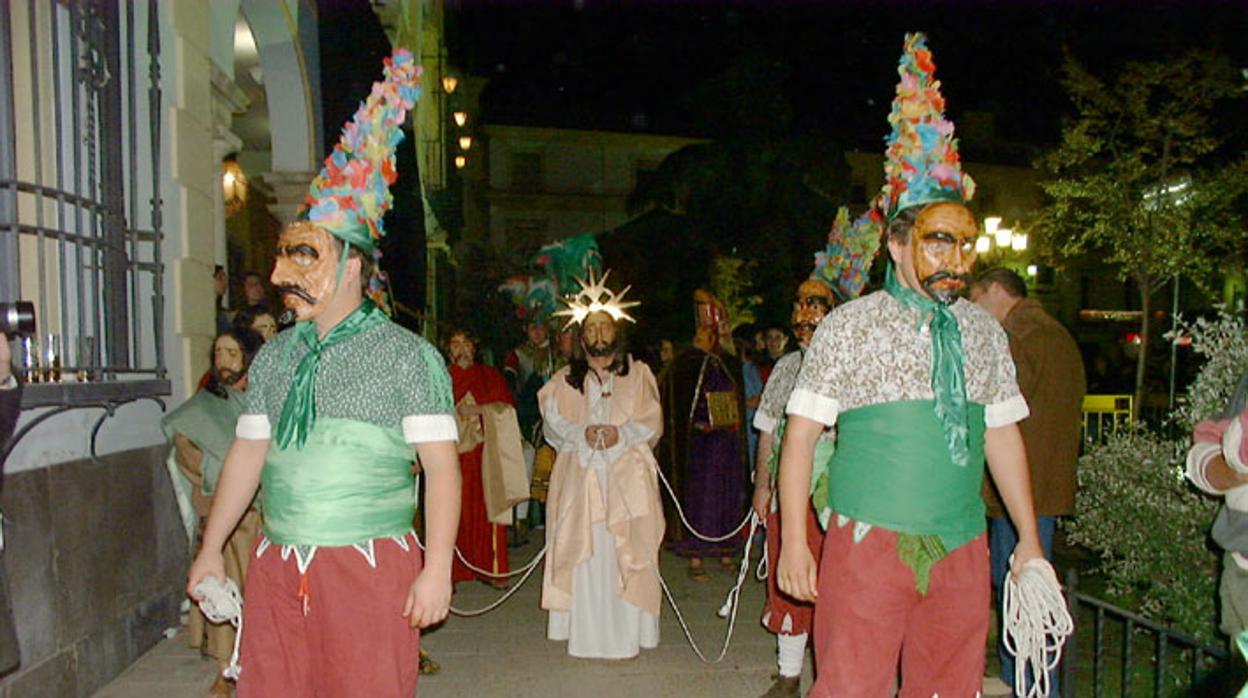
[[238, 318, 456, 444]]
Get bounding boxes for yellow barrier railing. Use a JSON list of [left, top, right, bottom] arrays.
[[1081, 394, 1133, 444]]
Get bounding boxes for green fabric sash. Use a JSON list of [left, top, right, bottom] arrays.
[[883, 263, 970, 467], [161, 388, 244, 495], [827, 400, 986, 588], [275, 299, 386, 450], [262, 417, 416, 546]]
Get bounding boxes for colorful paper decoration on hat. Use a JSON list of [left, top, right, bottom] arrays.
[[299, 49, 420, 313], [553, 269, 639, 329], [878, 33, 975, 220], [812, 206, 885, 300]]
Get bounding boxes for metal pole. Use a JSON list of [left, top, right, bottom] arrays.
[[1168, 274, 1180, 409]]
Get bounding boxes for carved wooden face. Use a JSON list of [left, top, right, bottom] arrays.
[[212, 334, 245, 386], [581, 311, 617, 358], [448, 332, 477, 368], [270, 222, 340, 322], [791, 279, 834, 347], [894, 202, 979, 304]]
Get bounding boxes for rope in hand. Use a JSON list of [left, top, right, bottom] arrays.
[[1001, 556, 1073, 698], [193, 577, 245, 680]]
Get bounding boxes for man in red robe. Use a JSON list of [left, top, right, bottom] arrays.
[[447, 328, 513, 586]]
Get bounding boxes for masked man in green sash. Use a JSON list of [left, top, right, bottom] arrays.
[[164, 327, 262, 696], [187, 50, 461, 698], [775, 34, 1044, 697], [751, 207, 881, 697]]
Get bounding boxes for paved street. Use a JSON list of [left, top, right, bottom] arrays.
[[94, 533, 813, 698], [94, 532, 1011, 697]]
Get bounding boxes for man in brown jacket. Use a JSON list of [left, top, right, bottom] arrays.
[[972, 268, 1086, 694]]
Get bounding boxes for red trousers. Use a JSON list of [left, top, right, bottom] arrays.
[[762, 508, 823, 636], [237, 536, 423, 698], [809, 523, 989, 698]]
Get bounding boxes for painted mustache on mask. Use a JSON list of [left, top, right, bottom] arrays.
[[277, 284, 318, 305]]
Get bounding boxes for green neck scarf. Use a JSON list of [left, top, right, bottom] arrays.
[[883, 264, 970, 467], [275, 299, 386, 450]]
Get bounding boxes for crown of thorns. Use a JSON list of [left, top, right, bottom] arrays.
[[553, 269, 639, 330]]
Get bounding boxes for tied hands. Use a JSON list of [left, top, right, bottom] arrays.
[[456, 403, 484, 418], [584, 424, 619, 449]]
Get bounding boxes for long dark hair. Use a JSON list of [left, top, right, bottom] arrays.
[[565, 319, 631, 393], [205, 327, 263, 398]]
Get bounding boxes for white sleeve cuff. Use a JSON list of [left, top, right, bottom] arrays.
[[403, 414, 459, 444], [1186, 441, 1225, 494], [985, 394, 1030, 428], [1223, 417, 1248, 474], [235, 414, 271, 440], [752, 410, 778, 435], [785, 389, 839, 427]]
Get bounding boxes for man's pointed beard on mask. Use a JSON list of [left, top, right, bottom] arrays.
[[920, 270, 974, 305]]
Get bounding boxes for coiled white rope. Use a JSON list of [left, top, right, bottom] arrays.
[[193, 577, 244, 680], [1001, 557, 1073, 698]]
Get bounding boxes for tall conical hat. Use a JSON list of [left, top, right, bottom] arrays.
[[298, 49, 421, 312], [878, 33, 975, 220]]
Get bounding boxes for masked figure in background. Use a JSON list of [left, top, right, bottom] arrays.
[[448, 328, 526, 587], [750, 206, 881, 697], [540, 271, 664, 659], [776, 35, 1043, 697], [659, 289, 749, 581], [187, 50, 462, 698], [163, 327, 263, 696]]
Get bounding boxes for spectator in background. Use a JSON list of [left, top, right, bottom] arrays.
[[241, 271, 269, 313], [235, 305, 279, 343], [214, 266, 234, 335], [760, 324, 790, 384], [971, 267, 1086, 697], [733, 324, 764, 469]]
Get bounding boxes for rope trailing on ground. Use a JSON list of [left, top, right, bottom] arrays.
[[1001, 557, 1073, 698], [193, 577, 245, 680]]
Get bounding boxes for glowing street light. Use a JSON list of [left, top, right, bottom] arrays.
[[441, 75, 458, 94], [452, 111, 468, 127], [458, 136, 472, 151], [1011, 233, 1028, 252], [454, 155, 467, 169], [975, 236, 991, 254], [1026, 264, 1038, 277], [995, 227, 1013, 249], [984, 216, 1002, 235]]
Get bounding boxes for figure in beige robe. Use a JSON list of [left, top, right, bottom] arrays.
[[539, 309, 665, 660]]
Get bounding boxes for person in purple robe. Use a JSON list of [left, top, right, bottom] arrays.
[[658, 290, 749, 581]]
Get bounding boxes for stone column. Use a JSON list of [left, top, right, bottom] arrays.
[[260, 170, 318, 225]]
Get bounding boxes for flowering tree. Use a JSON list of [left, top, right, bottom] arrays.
[[1032, 49, 1245, 416]]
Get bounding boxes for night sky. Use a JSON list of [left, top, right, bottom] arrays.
[[450, 0, 1248, 156]]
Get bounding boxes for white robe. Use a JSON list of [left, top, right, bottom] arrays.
[[543, 371, 661, 659]]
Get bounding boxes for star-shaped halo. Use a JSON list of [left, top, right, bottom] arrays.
[[553, 269, 640, 330]]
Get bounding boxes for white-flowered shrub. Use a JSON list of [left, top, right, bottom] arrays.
[[1068, 308, 1244, 645]]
